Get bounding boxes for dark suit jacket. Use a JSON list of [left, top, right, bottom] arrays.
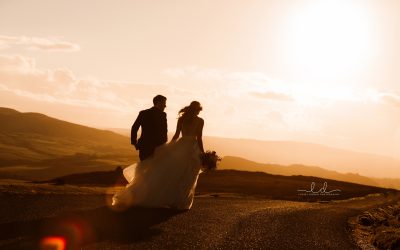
[[131, 107, 167, 150]]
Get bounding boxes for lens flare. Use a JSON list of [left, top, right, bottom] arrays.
[[40, 236, 66, 250]]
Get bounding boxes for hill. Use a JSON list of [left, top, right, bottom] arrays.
[[219, 156, 400, 190], [204, 137, 400, 179], [0, 107, 137, 180], [40, 156, 400, 190], [196, 169, 395, 202], [40, 168, 395, 202], [109, 128, 400, 179], [1, 107, 399, 190], [219, 156, 379, 186]]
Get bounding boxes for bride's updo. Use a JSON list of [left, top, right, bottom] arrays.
[[178, 101, 202, 122]]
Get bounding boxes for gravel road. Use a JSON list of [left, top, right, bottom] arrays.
[[0, 191, 399, 250]]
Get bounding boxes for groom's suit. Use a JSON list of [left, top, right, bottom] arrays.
[[131, 107, 168, 161]]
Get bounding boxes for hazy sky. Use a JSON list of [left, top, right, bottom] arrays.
[[1, 0, 400, 158]]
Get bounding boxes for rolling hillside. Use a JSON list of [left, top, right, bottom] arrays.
[[219, 156, 379, 186], [110, 128, 400, 179], [219, 156, 400, 190], [1, 107, 399, 190], [41, 168, 395, 202], [0, 107, 137, 180], [204, 137, 400, 179]]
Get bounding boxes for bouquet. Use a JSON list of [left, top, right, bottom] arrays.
[[200, 150, 222, 171]]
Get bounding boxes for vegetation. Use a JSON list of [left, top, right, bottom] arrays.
[[0, 108, 137, 180]]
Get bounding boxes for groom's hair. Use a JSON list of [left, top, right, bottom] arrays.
[[153, 95, 167, 105]]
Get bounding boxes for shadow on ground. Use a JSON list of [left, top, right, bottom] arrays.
[[0, 206, 182, 249]]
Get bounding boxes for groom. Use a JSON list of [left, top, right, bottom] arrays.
[[131, 95, 168, 161]]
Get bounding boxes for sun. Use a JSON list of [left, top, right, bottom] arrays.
[[282, 0, 375, 83]]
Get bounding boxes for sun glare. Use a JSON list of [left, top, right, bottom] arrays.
[[293, 84, 360, 105], [283, 0, 375, 82]]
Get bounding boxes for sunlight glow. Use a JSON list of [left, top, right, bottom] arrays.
[[284, 0, 375, 82], [292, 84, 360, 105]]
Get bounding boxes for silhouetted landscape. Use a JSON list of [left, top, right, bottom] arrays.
[[1, 107, 400, 190], [0, 107, 135, 180], [110, 128, 400, 179], [1, 169, 399, 249], [1, 107, 400, 249], [218, 156, 400, 190], [3, 0, 400, 248], [40, 167, 396, 203]]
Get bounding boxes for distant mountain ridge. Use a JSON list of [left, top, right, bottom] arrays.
[[109, 128, 400, 179], [0, 107, 399, 190], [219, 156, 378, 185], [220, 156, 400, 190], [205, 138, 400, 179], [0, 107, 127, 142], [42, 168, 394, 203], [0, 107, 136, 180]]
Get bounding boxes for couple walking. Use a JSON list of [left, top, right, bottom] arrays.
[[113, 95, 205, 210]]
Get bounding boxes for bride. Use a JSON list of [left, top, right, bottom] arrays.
[[112, 101, 205, 210]]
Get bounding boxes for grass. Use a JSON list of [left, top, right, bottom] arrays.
[[35, 169, 398, 203]]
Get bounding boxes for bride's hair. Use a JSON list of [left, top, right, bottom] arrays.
[[178, 101, 202, 122]]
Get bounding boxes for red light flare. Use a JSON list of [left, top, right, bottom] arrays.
[[40, 236, 66, 250]]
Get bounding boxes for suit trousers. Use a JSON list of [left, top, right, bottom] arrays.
[[139, 147, 156, 161]]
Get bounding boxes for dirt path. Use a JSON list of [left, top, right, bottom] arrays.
[[0, 191, 399, 249]]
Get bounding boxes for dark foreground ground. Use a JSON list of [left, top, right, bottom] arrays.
[[0, 181, 399, 250]]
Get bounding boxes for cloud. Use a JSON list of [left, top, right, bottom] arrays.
[[0, 35, 80, 52], [165, 67, 400, 107], [379, 92, 400, 107], [163, 66, 272, 84], [251, 91, 294, 102], [264, 110, 287, 128], [163, 68, 186, 78], [162, 66, 283, 101], [0, 54, 165, 111]]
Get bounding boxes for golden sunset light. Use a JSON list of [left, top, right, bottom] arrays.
[[283, 1, 376, 81], [2, 1, 400, 249], [0, 0, 399, 165]]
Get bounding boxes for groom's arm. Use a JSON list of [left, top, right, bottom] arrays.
[[131, 111, 143, 148]]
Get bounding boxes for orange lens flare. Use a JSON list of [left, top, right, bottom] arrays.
[[40, 236, 66, 250]]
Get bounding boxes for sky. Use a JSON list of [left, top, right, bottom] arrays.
[[0, 0, 400, 159]]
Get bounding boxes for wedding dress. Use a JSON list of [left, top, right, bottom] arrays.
[[112, 118, 203, 210]]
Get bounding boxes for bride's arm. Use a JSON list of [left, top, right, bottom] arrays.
[[197, 118, 205, 153], [170, 118, 182, 142]]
